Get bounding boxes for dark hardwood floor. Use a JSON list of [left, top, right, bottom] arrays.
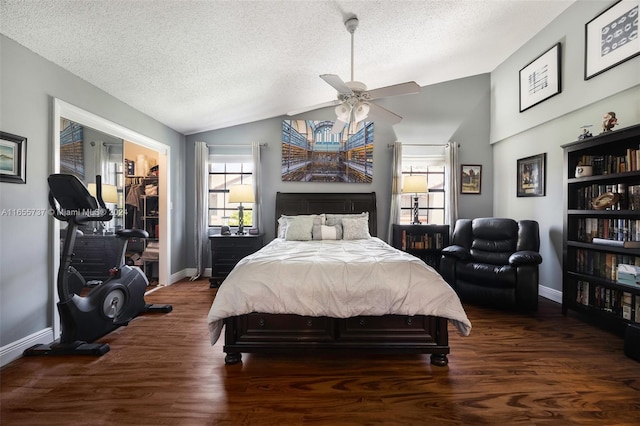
[[2, 279, 639, 425]]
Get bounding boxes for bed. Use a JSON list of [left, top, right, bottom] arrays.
[[207, 192, 471, 366]]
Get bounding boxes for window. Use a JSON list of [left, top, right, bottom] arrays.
[[208, 158, 253, 227], [400, 148, 446, 225]]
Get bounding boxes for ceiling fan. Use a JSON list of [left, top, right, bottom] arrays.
[[288, 16, 421, 134]]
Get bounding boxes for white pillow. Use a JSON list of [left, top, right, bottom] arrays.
[[341, 217, 371, 240], [278, 214, 325, 238], [284, 216, 315, 241], [325, 212, 368, 227], [312, 224, 343, 240]]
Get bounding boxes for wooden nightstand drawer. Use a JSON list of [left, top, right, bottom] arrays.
[[213, 238, 260, 250], [209, 234, 264, 288]]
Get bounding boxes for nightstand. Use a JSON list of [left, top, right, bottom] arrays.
[[392, 224, 449, 271], [209, 233, 264, 288]]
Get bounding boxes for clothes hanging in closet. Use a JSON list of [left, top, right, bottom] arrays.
[[125, 181, 144, 230]]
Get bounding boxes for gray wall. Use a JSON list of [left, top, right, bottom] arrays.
[[490, 1, 640, 297], [185, 73, 494, 265], [0, 35, 187, 352]]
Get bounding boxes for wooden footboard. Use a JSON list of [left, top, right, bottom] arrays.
[[223, 313, 450, 366]]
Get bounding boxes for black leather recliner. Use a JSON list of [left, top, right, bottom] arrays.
[[440, 218, 542, 310]]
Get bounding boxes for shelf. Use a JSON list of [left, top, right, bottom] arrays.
[[391, 224, 449, 271], [562, 123, 640, 332], [567, 271, 640, 292], [568, 170, 640, 184], [567, 209, 640, 216], [566, 240, 640, 255]]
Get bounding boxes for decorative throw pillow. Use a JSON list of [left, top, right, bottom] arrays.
[[325, 212, 369, 227], [341, 217, 371, 240], [278, 214, 325, 238], [284, 216, 315, 241], [312, 224, 343, 240]]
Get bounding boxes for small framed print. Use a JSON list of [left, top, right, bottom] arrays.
[[519, 43, 562, 112], [585, 0, 640, 80], [0, 132, 27, 184], [517, 153, 546, 197], [460, 164, 481, 194]]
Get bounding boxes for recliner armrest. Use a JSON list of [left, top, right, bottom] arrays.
[[442, 245, 470, 260], [509, 250, 542, 266]]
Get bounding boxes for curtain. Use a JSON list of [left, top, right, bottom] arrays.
[[91, 141, 109, 179], [387, 141, 402, 242], [190, 141, 209, 281], [444, 142, 459, 229], [252, 141, 263, 233]]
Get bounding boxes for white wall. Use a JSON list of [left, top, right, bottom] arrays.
[[491, 0, 640, 298]]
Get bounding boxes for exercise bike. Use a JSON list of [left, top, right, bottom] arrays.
[[24, 174, 172, 356]]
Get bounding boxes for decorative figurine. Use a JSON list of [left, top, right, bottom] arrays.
[[601, 112, 618, 133], [578, 125, 593, 140]]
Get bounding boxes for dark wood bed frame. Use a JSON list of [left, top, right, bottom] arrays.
[[222, 192, 450, 366]]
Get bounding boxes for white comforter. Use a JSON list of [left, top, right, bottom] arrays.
[[207, 237, 472, 345]]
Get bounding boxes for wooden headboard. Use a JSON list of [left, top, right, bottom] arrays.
[[275, 192, 377, 237]]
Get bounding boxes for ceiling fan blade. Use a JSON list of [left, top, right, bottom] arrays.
[[287, 99, 341, 116], [320, 74, 353, 95], [365, 81, 420, 100], [331, 119, 347, 134], [367, 102, 403, 125]]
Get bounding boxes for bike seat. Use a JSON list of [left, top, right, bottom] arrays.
[[115, 229, 149, 239]]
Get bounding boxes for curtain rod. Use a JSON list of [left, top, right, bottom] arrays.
[[90, 141, 121, 147], [387, 142, 453, 148], [207, 143, 268, 147]]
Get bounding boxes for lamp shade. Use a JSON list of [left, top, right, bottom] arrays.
[[335, 104, 351, 122], [353, 102, 370, 122], [228, 184, 255, 203], [88, 183, 119, 203], [402, 175, 428, 194]]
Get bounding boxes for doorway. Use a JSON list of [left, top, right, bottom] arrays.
[[51, 98, 171, 338]]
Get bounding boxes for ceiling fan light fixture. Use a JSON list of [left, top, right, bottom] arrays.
[[354, 102, 370, 122], [335, 103, 351, 122]]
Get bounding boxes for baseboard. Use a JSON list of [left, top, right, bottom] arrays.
[[539, 284, 562, 304], [183, 267, 212, 281], [0, 328, 54, 368], [170, 269, 189, 284]]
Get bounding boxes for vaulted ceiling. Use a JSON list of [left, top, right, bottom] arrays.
[[0, 0, 575, 134]]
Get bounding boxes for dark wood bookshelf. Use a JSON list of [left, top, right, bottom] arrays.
[[562, 123, 640, 335], [391, 224, 449, 271]]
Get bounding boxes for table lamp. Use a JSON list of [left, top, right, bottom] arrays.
[[228, 184, 255, 235], [88, 183, 119, 204], [402, 175, 427, 224]]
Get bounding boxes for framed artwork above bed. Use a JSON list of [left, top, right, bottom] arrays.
[[281, 120, 374, 183]]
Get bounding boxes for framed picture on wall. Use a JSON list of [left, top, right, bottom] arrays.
[[0, 131, 27, 184], [519, 43, 562, 112], [585, 0, 640, 80], [517, 153, 546, 197], [460, 164, 482, 194]]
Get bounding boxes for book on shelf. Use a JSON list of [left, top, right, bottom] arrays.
[[622, 292, 632, 320], [592, 238, 640, 248], [576, 281, 589, 306]]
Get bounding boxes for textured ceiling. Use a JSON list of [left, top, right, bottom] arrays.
[[0, 0, 575, 135]]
